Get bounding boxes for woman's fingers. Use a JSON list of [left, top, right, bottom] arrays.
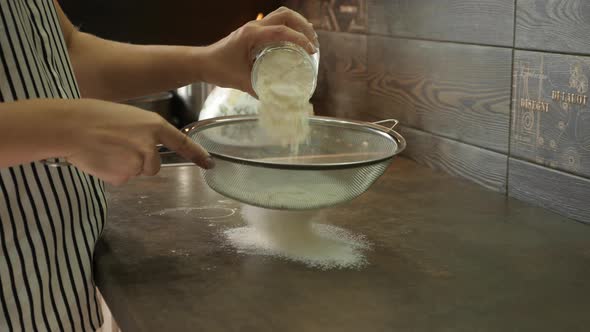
[[255, 24, 316, 54], [261, 7, 317, 47], [141, 147, 161, 176], [157, 120, 214, 169]]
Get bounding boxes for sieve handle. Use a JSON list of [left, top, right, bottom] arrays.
[[373, 119, 399, 131], [42, 144, 176, 168]]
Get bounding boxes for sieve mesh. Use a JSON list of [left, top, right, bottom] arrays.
[[185, 116, 405, 210]]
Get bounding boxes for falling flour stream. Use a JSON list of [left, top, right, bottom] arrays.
[[220, 44, 370, 269]]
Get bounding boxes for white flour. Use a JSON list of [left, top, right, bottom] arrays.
[[255, 46, 315, 151], [224, 205, 370, 270], [228, 46, 368, 269], [240, 171, 345, 209]]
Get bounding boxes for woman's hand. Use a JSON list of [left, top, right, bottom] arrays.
[[0, 98, 212, 185], [62, 99, 213, 185], [201, 6, 319, 96]]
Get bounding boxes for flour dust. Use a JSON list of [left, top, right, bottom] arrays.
[[224, 205, 370, 270]]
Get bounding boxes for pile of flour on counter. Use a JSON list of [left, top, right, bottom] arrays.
[[255, 46, 315, 152], [224, 205, 370, 270]]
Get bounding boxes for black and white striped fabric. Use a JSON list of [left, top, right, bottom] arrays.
[[0, 1, 106, 331]]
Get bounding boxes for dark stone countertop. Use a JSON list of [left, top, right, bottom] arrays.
[[95, 157, 590, 332]]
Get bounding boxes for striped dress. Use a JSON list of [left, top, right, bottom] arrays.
[[0, 0, 106, 331]]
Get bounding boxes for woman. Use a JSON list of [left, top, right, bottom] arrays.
[[0, 1, 318, 331]]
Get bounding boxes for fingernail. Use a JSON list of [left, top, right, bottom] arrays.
[[313, 36, 320, 48], [205, 156, 216, 169]]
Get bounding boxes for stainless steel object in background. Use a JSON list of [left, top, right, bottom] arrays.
[[175, 82, 214, 118], [124, 91, 175, 124], [184, 116, 406, 210], [123, 83, 213, 129], [175, 82, 215, 127]]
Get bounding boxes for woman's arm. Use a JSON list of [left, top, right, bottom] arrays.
[[54, 2, 318, 101], [0, 3, 316, 185], [0, 99, 74, 167]]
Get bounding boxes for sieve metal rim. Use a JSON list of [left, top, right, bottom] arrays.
[[182, 115, 406, 170]]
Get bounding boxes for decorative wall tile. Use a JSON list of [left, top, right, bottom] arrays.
[[512, 50, 590, 179]]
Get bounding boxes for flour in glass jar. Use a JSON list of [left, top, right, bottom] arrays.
[[254, 44, 315, 153]]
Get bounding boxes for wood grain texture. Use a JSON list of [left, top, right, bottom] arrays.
[[511, 50, 590, 179], [312, 31, 368, 119], [516, 0, 590, 55], [368, 0, 515, 46], [284, 0, 322, 26], [368, 36, 512, 153], [285, 0, 368, 33], [509, 158, 590, 224], [401, 126, 508, 193]]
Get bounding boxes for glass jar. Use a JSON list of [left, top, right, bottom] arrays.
[[251, 41, 319, 101]]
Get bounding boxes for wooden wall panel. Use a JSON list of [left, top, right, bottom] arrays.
[[511, 50, 590, 179], [516, 0, 590, 55], [312, 31, 368, 120], [402, 127, 508, 193], [368, 36, 512, 153], [509, 158, 590, 224], [368, 0, 515, 46], [283, 0, 590, 224], [285, 0, 368, 33]]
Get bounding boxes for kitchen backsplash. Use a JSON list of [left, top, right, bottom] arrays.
[[287, 0, 590, 224]]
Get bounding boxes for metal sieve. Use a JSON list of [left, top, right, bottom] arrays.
[[183, 115, 406, 210]]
